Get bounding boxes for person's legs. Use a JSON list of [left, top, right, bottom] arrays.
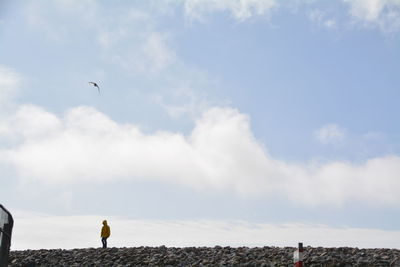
[[101, 237, 107, 248]]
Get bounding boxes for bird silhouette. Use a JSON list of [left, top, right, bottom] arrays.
[[88, 82, 100, 94]]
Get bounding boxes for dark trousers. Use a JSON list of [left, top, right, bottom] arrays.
[[101, 237, 108, 248]]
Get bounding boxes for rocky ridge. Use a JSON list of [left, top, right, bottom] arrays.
[[8, 246, 400, 266]]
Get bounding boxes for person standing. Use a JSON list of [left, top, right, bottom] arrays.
[[101, 220, 111, 248]]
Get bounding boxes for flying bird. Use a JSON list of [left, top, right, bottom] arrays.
[[88, 82, 100, 94]]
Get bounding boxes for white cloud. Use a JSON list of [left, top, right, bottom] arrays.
[[11, 212, 400, 249], [97, 10, 178, 74], [343, 0, 400, 32], [309, 9, 325, 22], [324, 19, 337, 28], [314, 124, 345, 144], [181, 0, 400, 32], [0, 105, 60, 139], [345, 0, 387, 21], [24, 0, 98, 42], [142, 32, 176, 72], [184, 0, 277, 21], [308, 9, 337, 29], [153, 85, 213, 119], [1, 106, 400, 207], [23, 1, 177, 73]]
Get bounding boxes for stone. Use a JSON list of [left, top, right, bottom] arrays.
[[8, 246, 400, 266]]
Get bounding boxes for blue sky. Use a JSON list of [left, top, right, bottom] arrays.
[[2, 0, 400, 249]]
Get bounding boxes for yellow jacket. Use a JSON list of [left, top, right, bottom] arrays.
[[101, 220, 111, 238]]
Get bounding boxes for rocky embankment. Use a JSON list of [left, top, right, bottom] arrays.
[[8, 246, 400, 266]]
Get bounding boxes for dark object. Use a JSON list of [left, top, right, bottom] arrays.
[[101, 220, 110, 248], [88, 82, 100, 94], [101, 237, 107, 248], [294, 242, 304, 267], [0, 204, 13, 267]]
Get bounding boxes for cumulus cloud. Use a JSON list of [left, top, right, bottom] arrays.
[[314, 124, 346, 144], [1, 105, 400, 207], [0, 105, 60, 139], [343, 0, 400, 32], [11, 211, 400, 249], [184, 0, 277, 21]]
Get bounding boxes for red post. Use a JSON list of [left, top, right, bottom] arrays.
[[294, 242, 304, 267]]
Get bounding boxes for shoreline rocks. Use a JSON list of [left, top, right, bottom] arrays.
[[9, 246, 400, 266]]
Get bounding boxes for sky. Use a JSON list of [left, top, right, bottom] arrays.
[[1, 0, 400, 250]]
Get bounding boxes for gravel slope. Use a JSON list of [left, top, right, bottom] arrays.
[[8, 246, 400, 266]]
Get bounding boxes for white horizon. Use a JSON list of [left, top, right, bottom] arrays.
[[10, 211, 400, 250]]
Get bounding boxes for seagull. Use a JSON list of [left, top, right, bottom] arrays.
[[88, 82, 100, 94]]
